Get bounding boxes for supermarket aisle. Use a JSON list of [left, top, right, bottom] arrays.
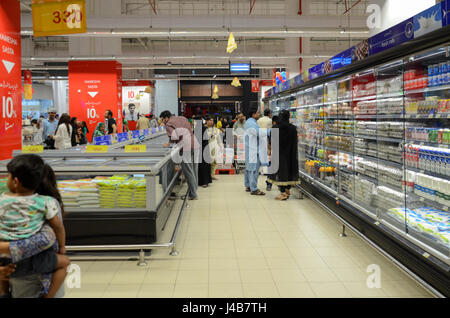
[[65, 175, 433, 298]]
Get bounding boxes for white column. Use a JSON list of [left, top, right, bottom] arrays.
[[51, 80, 68, 114]]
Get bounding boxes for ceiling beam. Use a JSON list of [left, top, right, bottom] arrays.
[[148, 0, 157, 15]]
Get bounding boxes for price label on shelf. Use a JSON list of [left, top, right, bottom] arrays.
[[428, 114, 433, 119], [85, 145, 108, 153], [22, 145, 44, 154], [443, 206, 448, 212], [375, 221, 380, 226], [435, 114, 440, 118], [405, 114, 411, 118], [422, 252, 430, 259], [125, 145, 146, 153], [447, 114, 450, 119], [420, 197, 425, 202], [420, 170, 424, 174], [32, 0, 87, 37]]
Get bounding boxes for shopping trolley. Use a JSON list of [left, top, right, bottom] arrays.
[[234, 133, 246, 174]]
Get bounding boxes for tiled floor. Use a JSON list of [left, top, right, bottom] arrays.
[[64, 175, 433, 298]]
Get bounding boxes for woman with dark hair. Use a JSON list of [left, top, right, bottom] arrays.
[[81, 121, 89, 138], [197, 116, 212, 188], [36, 164, 65, 218], [53, 113, 72, 149], [268, 110, 299, 200]]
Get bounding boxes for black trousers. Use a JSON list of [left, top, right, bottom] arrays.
[[279, 185, 291, 193]]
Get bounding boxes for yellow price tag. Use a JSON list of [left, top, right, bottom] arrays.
[[32, 0, 87, 37], [85, 145, 108, 153], [125, 145, 147, 153], [22, 145, 44, 154]]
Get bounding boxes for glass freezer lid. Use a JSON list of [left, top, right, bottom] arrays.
[[113, 158, 162, 165], [58, 158, 111, 166]]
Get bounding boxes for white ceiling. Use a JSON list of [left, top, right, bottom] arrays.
[[21, 0, 372, 79]]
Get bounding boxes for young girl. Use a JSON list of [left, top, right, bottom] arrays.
[[0, 156, 70, 298]]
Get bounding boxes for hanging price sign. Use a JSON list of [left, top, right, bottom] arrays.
[[31, 0, 87, 37], [22, 145, 44, 154], [125, 145, 146, 153], [85, 145, 108, 153]]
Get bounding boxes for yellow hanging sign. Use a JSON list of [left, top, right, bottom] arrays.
[[22, 145, 44, 154], [231, 77, 241, 87], [227, 32, 237, 54], [125, 145, 147, 153], [85, 145, 108, 153], [31, 0, 87, 37]]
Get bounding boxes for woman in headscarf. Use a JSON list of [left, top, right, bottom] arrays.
[[197, 116, 212, 188], [91, 122, 106, 143], [268, 110, 300, 200]]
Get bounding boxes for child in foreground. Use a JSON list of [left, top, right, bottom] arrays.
[[0, 155, 70, 298]]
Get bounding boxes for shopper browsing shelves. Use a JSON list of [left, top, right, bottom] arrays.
[[137, 114, 150, 130], [42, 109, 58, 149], [267, 110, 300, 200], [53, 114, 73, 150], [244, 107, 268, 195], [0, 155, 70, 298], [160, 110, 200, 200], [92, 122, 106, 142], [104, 110, 117, 135]]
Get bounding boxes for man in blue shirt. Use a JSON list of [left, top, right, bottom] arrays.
[[42, 109, 58, 149], [244, 106, 268, 195]]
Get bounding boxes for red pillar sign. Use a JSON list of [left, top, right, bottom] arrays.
[[0, 0, 22, 160], [251, 80, 260, 93], [69, 61, 122, 141]]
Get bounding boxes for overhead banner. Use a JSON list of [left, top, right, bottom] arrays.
[[122, 83, 152, 131], [69, 61, 122, 141], [0, 0, 22, 161], [31, 0, 87, 37], [23, 70, 33, 100], [414, 2, 444, 38]]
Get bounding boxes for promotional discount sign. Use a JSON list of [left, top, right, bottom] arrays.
[[32, 0, 87, 37], [251, 80, 260, 93], [69, 61, 123, 141], [0, 0, 22, 161]]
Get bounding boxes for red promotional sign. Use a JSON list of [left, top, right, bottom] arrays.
[[69, 61, 122, 141], [0, 0, 22, 160], [251, 80, 260, 93], [24, 70, 32, 84], [259, 80, 273, 87]]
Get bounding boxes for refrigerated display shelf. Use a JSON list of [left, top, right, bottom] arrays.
[[357, 154, 404, 169], [406, 166, 450, 181], [356, 135, 404, 143], [325, 146, 353, 157], [404, 84, 450, 95], [352, 95, 377, 102], [408, 192, 449, 212], [405, 140, 450, 148], [381, 213, 449, 259], [405, 113, 450, 119], [326, 131, 354, 137]]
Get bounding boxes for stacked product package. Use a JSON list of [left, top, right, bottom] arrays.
[[56, 175, 147, 209], [387, 206, 449, 248], [57, 180, 100, 209]]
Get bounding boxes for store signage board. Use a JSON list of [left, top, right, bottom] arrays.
[[86, 145, 108, 153], [445, 0, 450, 27], [125, 145, 146, 153], [413, 2, 444, 38], [132, 130, 140, 139], [251, 80, 260, 93], [22, 145, 44, 154], [117, 132, 129, 142], [331, 47, 354, 72], [282, 80, 291, 91], [69, 61, 122, 142], [368, 18, 414, 56], [31, 0, 87, 37], [309, 63, 324, 80], [93, 135, 112, 146], [0, 0, 22, 161]]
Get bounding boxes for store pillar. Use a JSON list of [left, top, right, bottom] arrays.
[[69, 61, 123, 141], [0, 0, 22, 160]]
